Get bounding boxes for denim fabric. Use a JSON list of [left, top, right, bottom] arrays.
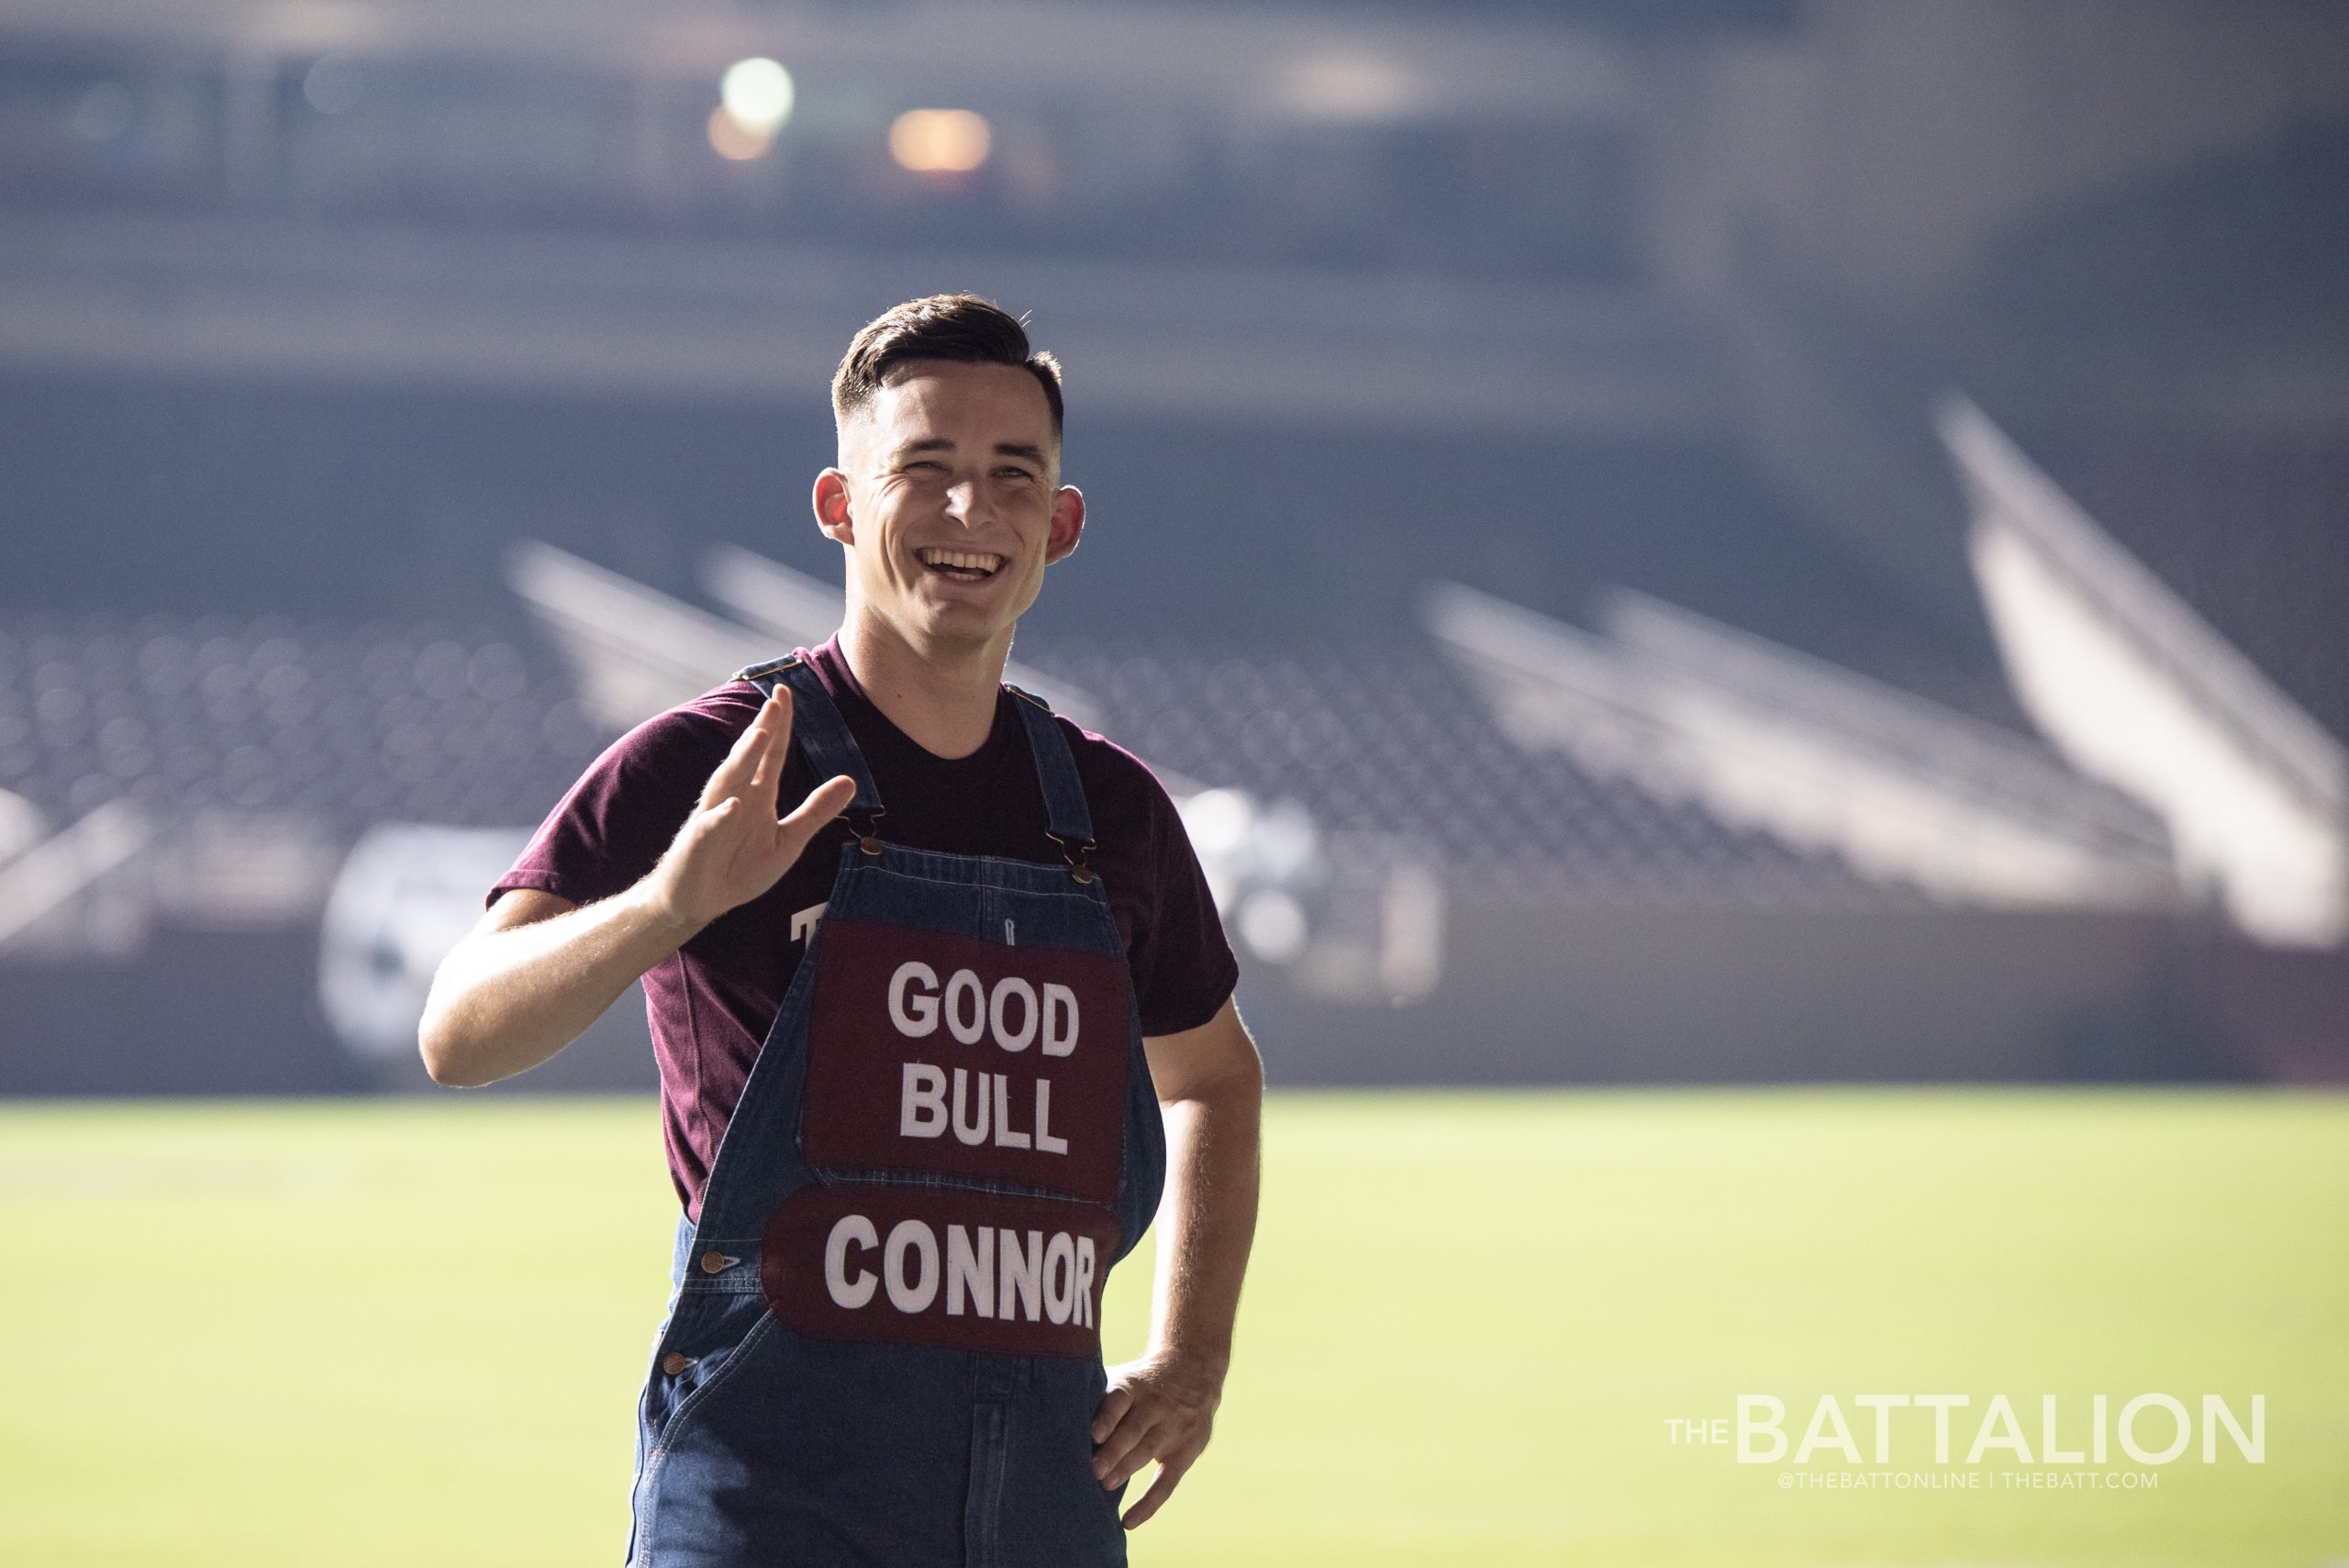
[[765, 654, 885, 819], [625, 657, 1166, 1568], [1004, 684, 1094, 850]]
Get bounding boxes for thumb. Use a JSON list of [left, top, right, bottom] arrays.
[[776, 774, 858, 849]]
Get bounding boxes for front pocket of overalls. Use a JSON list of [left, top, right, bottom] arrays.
[[634, 1305, 778, 1567], [645, 1316, 992, 1564], [645, 1291, 775, 1452]]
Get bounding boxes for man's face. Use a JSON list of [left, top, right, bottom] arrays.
[[818, 360, 1083, 658]]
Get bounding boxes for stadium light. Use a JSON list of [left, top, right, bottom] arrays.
[[889, 109, 990, 174], [720, 57, 794, 132]]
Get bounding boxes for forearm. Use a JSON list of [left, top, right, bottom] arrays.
[[418, 884, 700, 1086], [1146, 1077, 1263, 1368]]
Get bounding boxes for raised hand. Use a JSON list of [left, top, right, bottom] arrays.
[[641, 689, 857, 933]]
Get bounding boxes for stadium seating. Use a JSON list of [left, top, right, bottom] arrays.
[[0, 616, 606, 834], [0, 611, 1883, 906], [1033, 645, 1881, 900]]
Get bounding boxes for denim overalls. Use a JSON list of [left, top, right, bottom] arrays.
[[626, 654, 1168, 1568]]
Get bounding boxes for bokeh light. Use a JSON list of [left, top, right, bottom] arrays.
[[888, 108, 991, 174], [707, 105, 774, 161], [720, 57, 794, 132]]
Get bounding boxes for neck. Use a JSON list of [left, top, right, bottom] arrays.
[[836, 607, 1007, 759]]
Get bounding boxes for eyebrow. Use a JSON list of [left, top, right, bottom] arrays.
[[894, 438, 1051, 469]]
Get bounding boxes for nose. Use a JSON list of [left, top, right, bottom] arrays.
[[943, 478, 989, 529]]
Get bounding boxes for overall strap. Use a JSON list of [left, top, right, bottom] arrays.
[[1004, 684, 1098, 882], [739, 655, 885, 836]]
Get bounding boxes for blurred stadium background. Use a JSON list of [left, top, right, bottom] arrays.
[[5, 0, 2349, 1092], [2, 2, 2345, 1564]]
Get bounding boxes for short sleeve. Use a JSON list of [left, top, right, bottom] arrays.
[[491, 693, 747, 910], [1116, 751, 1241, 1038]]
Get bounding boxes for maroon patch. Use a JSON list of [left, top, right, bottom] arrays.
[[802, 917, 1131, 1203], [762, 1184, 1120, 1358]]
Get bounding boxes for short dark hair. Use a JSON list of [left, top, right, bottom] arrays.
[[832, 294, 1064, 439]]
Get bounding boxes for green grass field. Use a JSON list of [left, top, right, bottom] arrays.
[[2, 1090, 2343, 1566]]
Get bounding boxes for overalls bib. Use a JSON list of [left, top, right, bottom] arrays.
[[626, 655, 1167, 1568]]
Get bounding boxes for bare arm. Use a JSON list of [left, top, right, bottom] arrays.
[[417, 884, 679, 1086], [1089, 995, 1264, 1528], [417, 687, 855, 1087]]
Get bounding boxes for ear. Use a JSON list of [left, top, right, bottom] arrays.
[[1043, 484, 1085, 566], [813, 468, 854, 547]]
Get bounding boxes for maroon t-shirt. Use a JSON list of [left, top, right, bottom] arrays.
[[493, 639, 1239, 1219]]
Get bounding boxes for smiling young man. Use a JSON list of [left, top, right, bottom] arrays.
[[418, 295, 1263, 1567]]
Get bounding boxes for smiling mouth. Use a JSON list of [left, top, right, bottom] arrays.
[[917, 547, 1006, 582]]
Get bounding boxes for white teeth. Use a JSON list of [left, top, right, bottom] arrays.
[[917, 549, 1005, 573]]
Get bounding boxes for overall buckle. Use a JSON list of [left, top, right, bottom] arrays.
[[1047, 831, 1097, 884], [849, 807, 887, 856]]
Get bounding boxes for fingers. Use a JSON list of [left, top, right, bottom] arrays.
[[746, 691, 791, 818], [700, 691, 790, 811], [1093, 1363, 1217, 1529], [1092, 1405, 1161, 1488], [704, 696, 774, 806], [1119, 1453, 1192, 1530], [1090, 1386, 1133, 1447]]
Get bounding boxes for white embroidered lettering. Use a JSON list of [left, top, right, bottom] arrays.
[[989, 976, 1038, 1052], [1041, 983, 1078, 1057], [824, 1215, 878, 1308], [952, 1067, 989, 1146], [883, 1219, 939, 1313], [944, 970, 985, 1045], [899, 1062, 946, 1138], [946, 1224, 993, 1318], [888, 962, 940, 1037], [1032, 1078, 1068, 1155], [998, 1229, 1043, 1321], [992, 1073, 1031, 1150], [1042, 1232, 1076, 1325]]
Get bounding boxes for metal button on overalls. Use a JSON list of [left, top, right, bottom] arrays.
[[626, 655, 1168, 1568]]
